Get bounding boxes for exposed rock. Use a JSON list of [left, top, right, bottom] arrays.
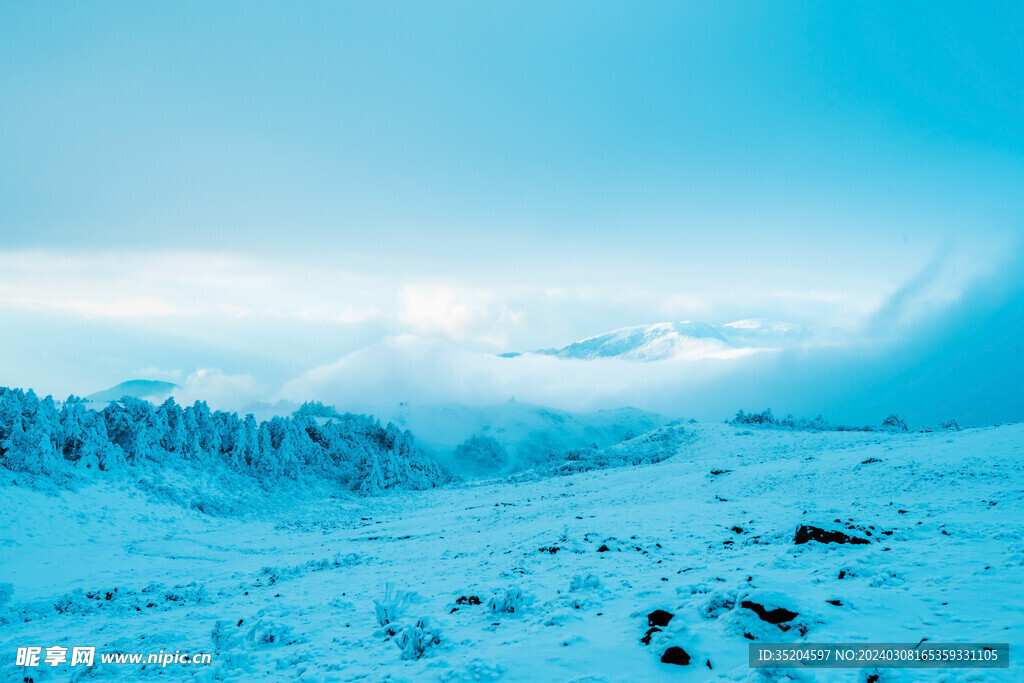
[[647, 609, 674, 627], [740, 600, 798, 624], [660, 646, 690, 666], [794, 525, 870, 545]]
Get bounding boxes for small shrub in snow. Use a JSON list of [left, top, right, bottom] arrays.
[[211, 616, 296, 656], [210, 619, 241, 653], [373, 583, 416, 627], [394, 617, 443, 660], [487, 587, 527, 615], [243, 619, 294, 648], [569, 574, 603, 592], [733, 409, 777, 426], [881, 414, 909, 432]]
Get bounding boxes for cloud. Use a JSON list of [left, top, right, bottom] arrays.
[[134, 367, 186, 383], [0, 249, 384, 324], [281, 333, 765, 416], [295, 307, 384, 324], [398, 283, 523, 346], [866, 243, 956, 336], [0, 295, 184, 319], [174, 368, 263, 410], [278, 246, 1024, 428]]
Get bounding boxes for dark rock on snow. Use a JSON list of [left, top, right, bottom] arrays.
[[648, 609, 675, 627], [740, 600, 798, 624], [661, 646, 691, 665], [794, 525, 870, 545]]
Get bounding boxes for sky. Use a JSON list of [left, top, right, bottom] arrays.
[[1, 2, 1022, 425]]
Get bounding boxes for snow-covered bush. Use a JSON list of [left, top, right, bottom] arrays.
[[733, 409, 777, 426], [211, 617, 295, 653], [243, 619, 294, 649], [373, 583, 416, 627], [487, 587, 527, 615], [881, 414, 909, 432], [394, 617, 443, 660]]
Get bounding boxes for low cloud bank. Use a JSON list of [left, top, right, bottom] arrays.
[[280, 248, 1024, 428]]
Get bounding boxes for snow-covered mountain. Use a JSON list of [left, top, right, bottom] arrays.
[[500, 319, 813, 362], [515, 321, 734, 361]]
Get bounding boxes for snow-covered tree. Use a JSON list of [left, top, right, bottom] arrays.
[[0, 385, 448, 492], [452, 435, 509, 476]]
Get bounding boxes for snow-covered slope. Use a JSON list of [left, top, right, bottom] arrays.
[[1, 421, 1020, 681]]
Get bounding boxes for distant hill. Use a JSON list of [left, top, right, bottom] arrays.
[[85, 379, 180, 404]]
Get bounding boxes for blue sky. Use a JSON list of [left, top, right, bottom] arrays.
[[1, 2, 1022, 423]]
